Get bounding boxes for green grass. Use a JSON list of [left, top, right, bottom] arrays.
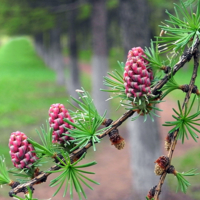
[[0, 36, 122, 161], [0, 36, 86, 197], [167, 147, 200, 199], [0, 37, 71, 156], [0, 37, 93, 163]]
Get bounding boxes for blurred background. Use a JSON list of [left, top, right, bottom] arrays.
[[0, 0, 200, 199]]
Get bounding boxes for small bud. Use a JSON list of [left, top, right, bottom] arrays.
[[154, 163, 165, 175], [33, 167, 40, 178], [147, 185, 157, 200], [8, 180, 15, 187], [113, 140, 126, 150], [166, 165, 176, 175], [102, 118, 113, 127], [9, 181, 20, 189], [109, 129, 125, 150], [192, 85, 198, 94], [180, 84, 189, 93], [196, 89, 200, 95], [154, 155, 169, 175], [33, 168, 47, 185], [161, 66, 171, 74]]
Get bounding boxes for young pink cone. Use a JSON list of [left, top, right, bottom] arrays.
[[9, 131, 38, 169], [49, 103, 74, 143], [123, 47, 153, 98]]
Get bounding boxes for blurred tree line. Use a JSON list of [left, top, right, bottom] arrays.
[[0, 0, 178, 199], [0, 0, 177, 94]]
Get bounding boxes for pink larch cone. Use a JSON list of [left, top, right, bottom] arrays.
[[9, 131, 38, 169], [49, 103, 74, 143], [123, 47, 153, 98]]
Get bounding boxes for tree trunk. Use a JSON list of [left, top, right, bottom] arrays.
[[127, 116, 163, 199], [33, 32, 54, 69], [66, 7, 81, 98], [120, 0, 150, 52], [41, 31, 51, 67], [34, 32, 44, 58], [119, 0, 166, 199], [91, 0, 109, 116], [49, 24, 65, 86]]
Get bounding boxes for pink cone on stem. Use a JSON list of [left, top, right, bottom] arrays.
[[123, 47, 153, 98], [49, 103, 74, 143], [9, 131, 38, 169]]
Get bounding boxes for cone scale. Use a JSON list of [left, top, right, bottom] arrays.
[[9, 131, 38, 169], [49, 103, 74, 143], [123, 47, 153, 98]]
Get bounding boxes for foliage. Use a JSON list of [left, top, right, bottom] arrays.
[[157, 0, 200, 53], [145, 40, 164, 74], [101, 61, 127, 103], [0, 156, 11, 185], [106, 0, 119, 9], [167, 148, 200, 199], [0, 1, 55, 35], [163, 96, 200, 143], [77, 3, 92, 20], [101, 58, 163, 121], [47, 152, 99, 199], [66, 88, 108, 151], [123, 96, 163, 122], [146, 197, 154, 200], [68, 88, 105, 122], [175, 168, 199, 193], [65, 114, 107, 152], [184, 0, 198, 6], [28, 122, 60, 157], [160, 75, 180, 99], [8, 157, 48, 183]]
